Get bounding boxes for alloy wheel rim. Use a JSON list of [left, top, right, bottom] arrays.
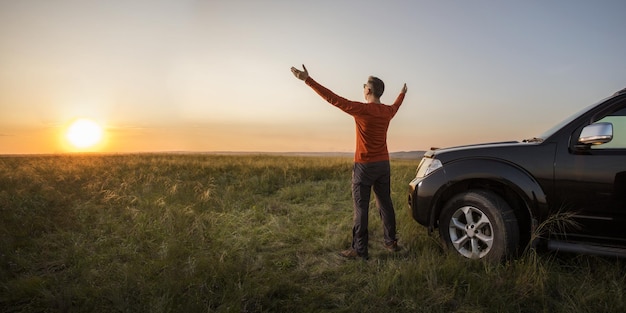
[[448, 206, 494, 259]]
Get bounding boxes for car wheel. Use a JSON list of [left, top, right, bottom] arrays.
[[439, 190, 519, 261]]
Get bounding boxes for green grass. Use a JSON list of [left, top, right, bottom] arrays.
[[0, 154, 624, 312]]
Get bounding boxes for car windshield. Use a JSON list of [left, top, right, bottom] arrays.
[[535, 99, 606, 141]]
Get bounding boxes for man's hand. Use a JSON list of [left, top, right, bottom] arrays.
[[401, 83, 407, 94], [290, 64, 309, 81]]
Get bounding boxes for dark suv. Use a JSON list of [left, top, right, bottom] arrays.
[[408, 87, 626, 260]]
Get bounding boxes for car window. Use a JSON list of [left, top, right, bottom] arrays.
[[591, 106, 626, 149]]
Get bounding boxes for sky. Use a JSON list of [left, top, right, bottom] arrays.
[[1, 0, 626, 154]]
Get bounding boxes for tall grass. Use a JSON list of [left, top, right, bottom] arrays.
[[0, 154, 624, 312]]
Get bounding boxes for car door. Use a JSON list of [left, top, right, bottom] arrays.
[[554, 100, 626, 245]]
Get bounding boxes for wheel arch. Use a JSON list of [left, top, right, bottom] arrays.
[[429, 159, 549, 249]]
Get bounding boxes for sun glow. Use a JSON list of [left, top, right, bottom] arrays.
[[65, 118, 104, 150]]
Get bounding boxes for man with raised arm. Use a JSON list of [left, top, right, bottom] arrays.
[[290, 64, 407, 260]]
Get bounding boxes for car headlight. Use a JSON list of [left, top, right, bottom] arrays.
[[415, 158, 442, 178]]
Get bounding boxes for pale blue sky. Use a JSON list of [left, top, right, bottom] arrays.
[[1, 0, 625, 153]]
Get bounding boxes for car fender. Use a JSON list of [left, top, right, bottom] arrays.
[[430, 158, 549, 230]]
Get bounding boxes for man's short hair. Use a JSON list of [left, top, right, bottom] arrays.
[[368, 76, 385, 98]]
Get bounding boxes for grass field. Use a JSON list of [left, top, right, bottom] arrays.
[[1, 154, 625, 312]]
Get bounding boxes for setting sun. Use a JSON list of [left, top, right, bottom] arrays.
[[65, 118, 104, 149]]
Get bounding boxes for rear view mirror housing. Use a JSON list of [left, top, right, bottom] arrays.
[[578, 122, 613, 146]]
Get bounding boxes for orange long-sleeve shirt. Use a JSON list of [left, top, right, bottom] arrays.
[[305, 77, 405, 163]]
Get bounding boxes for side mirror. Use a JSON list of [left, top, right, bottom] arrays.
[[578, 122, 613, 145]]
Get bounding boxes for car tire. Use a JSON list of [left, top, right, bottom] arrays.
[[439, 190, 519, 261]]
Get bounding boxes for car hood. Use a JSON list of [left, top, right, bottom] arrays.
[[424, 140, 537, 160]]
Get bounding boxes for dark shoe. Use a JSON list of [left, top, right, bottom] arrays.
[[384, 240, 400, 252], [340, 248, 368, 260]]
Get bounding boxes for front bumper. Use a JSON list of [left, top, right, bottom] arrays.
[[408, 176, 430, 226], [408, 163, 450, 230]]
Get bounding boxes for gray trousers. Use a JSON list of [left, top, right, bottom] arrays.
[[351, 161, 397, 256]]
